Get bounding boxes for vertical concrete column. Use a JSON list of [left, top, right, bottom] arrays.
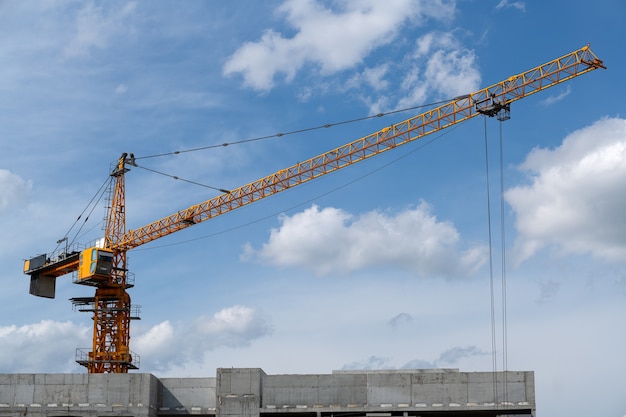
[[216, 368, 264, 417]]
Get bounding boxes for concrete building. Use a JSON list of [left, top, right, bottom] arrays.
[[0, 368, 535, 417]]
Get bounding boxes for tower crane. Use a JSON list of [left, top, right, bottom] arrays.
[[23, 45, 605, 373]]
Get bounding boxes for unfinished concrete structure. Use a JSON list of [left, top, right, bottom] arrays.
[[0, 368, 535, 417]]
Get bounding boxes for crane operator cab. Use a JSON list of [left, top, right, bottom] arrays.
[[78, 247, 113, 282]]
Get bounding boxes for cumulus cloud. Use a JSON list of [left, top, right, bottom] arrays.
[[0, 169, 31, 212], [242, 203, 487, 277], [0, 306, 271, 374], [134, 305, 273, 373], [0, 321, 90, 373], [192, 304, 273, 348], [223, 0, 454, 91], [397, 32, 480, 108], [222, 0, 478, 115], [506, 117, 626, 264], [346, 64, 390, 92], [345, 64, 394, 114]]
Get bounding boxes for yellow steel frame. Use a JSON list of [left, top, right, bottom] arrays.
[[87, 155, 135, 372]]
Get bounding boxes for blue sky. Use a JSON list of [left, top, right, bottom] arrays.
[[0, 1, 625, 416]]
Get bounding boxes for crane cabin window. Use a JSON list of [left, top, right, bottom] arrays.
[[78, 248, 113, 281]]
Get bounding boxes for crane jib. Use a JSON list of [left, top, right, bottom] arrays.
[[115, 45, 605, 252]]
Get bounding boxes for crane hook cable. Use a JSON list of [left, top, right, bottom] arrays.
[[483, 116, 499, 406], [483, 115, 511, 408], [498, 116, 510, 406], [133, 99, 454, 160]]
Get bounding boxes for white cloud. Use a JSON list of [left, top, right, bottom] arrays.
[[134, 305, 273, 373], [506, 117, 626, 264], [346, 64, 390, 92], [242, 203, 487, 277], [495, 0, 526, 12], [0, 321, 89, 373], [64, 1, 137, 58], [399, 66, 428, 106], [398, 32, 480, 107], [135, 320, 176, 352], [0, 169, 31, 212], [345, 64, 393, 114], [223, 0, 454, 91], [423, 46, 480, 98], [222, 1, 477, 114], [414, 31, 457, 58], [193, 305, 273, 347], [0, 306, 272, 374], [541, 85, 572, 106]]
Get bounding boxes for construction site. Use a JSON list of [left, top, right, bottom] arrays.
[[8, 46, 605, 417]]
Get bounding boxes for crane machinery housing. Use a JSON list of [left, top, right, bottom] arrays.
[[23, 45, 605, 373]]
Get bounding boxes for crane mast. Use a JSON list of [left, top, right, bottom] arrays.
[[23, 45, 605, 373], [86, 156, 134, 372]]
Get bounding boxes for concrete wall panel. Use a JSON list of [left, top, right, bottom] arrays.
[[367, 373, 411, 406], [262, 375, 319, 405], [467, 372, 530, 404], [13, 375, 35, 405], [317, 373, 367, 406], [160, 378, 216, 410]]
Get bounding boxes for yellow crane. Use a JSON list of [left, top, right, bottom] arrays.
[[23, 45, 605, 373]]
